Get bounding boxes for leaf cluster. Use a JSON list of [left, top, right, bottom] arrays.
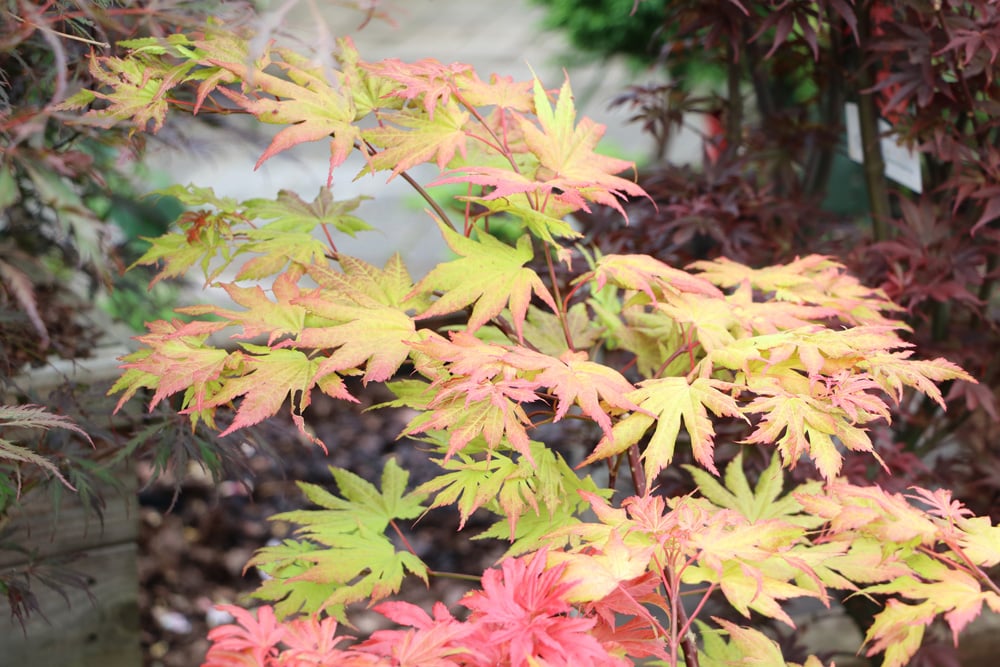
[[77, 15, 1000, 667]]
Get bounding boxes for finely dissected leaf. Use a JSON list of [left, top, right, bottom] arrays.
[[409, 219, 557, 337], [0, 405, 92, 490], [585, 377, 744, 485]]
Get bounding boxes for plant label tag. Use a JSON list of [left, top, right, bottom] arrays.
[[844, 102, 922, 193]]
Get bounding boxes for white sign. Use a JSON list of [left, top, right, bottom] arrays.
[[844, 102, 922, 193]]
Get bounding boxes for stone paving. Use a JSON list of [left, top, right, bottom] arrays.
[[150, 0, 690, 277]]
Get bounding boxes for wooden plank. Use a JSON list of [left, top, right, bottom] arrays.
[[0, 542, 141, 667], [0, 480, 138, 568]]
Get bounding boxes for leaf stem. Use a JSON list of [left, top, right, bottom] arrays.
[[544, 247, 575, 350], [628, 443, 646, 497]]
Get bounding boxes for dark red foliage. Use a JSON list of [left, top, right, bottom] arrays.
[[574, 0, 1000, 519]]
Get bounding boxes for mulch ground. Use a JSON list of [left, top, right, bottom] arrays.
[[137, 382, 506, 667]]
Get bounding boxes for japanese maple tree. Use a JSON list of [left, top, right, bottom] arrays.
[[63, 16, 1000, 667]]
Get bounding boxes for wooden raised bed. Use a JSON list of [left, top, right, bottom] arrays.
[[1, 346, 140, 666]]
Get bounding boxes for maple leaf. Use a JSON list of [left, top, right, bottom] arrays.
[[209, 49, 361, 173], [503, 346, 640, 437], [237, 189, 371, 278], [403, 380, 536, 460], [62, 50, 193, 132], [409, 219, 557, 337], [294, 302, 420, 384], [684, 451, 804, 524], [359, 602, 480, 666], [460, 552, 625, 667], [201, 345, 355, 437], [862, 598, 937, 667], [456, 71, 534, 112], [690, 255, 903, 327], [546, 532, 656, 603], [469, 193, 582, 246], [858, 350, 975, 408], [362, 99, 470, 178], [180, 273, 308, 344], [111, 318, 232, 413], [585, 377, 745, 486], [583, 253, 723, 303], [203, 604, 283, 666], [434, 76, 648, 219], [418, 440, 583, 538], [250, 459, 428, 619], [742, 389, 875, 481], [703, 618, 789, 667], [361, 57, 474, 119]]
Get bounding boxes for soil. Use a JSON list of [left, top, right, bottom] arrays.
[[137, 381, 506, 667]]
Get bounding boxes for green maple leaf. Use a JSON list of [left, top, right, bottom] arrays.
[[249, 459, 428, 618], [685, 451, 804, 524], [410, 219, 557, 337], [292, 255, 424, 382], [418, 441, 584, 538], [585, 377, 745, 486], [180, 273, 308, 344], [362, 99, 470, 178], [211, 51, 361, 171], [468, 193, 581, 246], [202, 345, 353, 436], [235, 189, 371, 280]]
